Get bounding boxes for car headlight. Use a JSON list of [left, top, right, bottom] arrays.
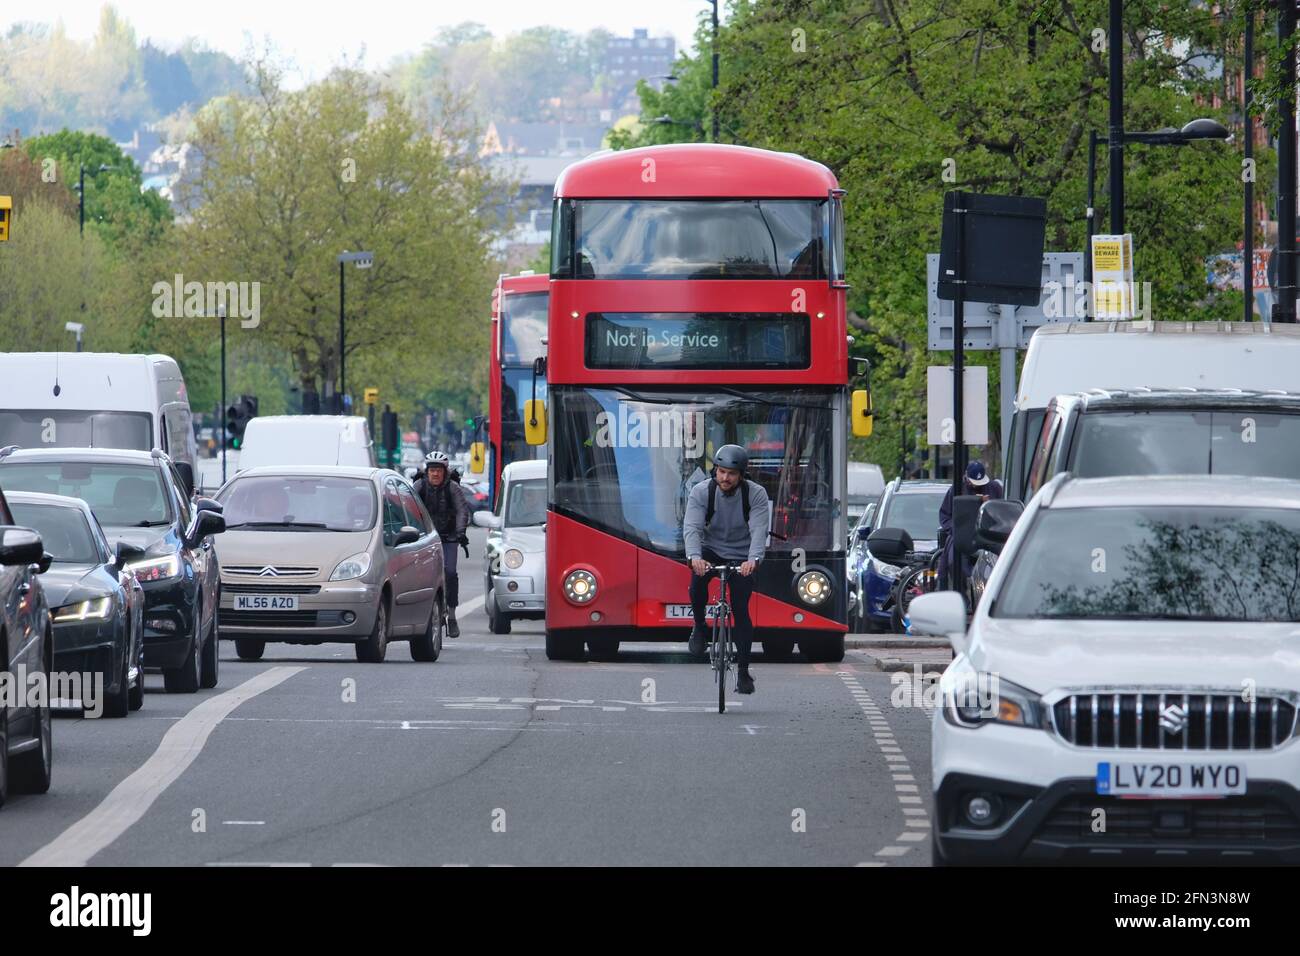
[[796, 570, 830, 605], [563, 569, 597, 605], [503, 549, 525, 570], [330, 552, 372, 581], [942, 664, 1046, 730], [54, 596, 113, 623], [126, 553, 181, 582], [869, 555, 903, 578]]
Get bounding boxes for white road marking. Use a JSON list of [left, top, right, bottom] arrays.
[[21, 666, 305, 867], [839, 672, 931, 867]]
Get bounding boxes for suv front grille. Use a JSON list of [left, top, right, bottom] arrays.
[[1052, 692, 1297, 751], [1040, 795, 1300, 845]]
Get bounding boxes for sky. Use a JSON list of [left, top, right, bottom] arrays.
[[1, 1, 710, 84]]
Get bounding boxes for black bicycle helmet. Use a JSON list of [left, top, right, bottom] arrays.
[[713, 444, 748, 473]]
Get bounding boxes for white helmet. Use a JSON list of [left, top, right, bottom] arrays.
[[424, 451, 450, 469]]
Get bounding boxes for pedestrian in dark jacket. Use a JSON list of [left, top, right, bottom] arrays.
[[937, 460, 1004, 590]]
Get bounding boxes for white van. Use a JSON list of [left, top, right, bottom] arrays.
[[236, 415, 377, 471], [0, 352, 196, 468], [1005, 321, 1300, 499], [846, 461, 885, 526]]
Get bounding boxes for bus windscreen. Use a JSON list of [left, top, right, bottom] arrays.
[[555, 199, 828, 279]]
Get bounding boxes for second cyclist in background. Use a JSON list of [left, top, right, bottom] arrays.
[[682, 444, 770, 695], [413, 451, 470, 637]]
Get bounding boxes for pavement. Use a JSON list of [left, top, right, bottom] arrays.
[[0, 528, 939, 867]]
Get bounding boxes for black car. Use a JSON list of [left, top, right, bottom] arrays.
[[0, 486, 53, 806], [0, 447, 224, 693], [6, 491, 146, 717]]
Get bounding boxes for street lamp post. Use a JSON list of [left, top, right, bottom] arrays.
[[1084, 119, 1231, 311], [1108, 0, 1125, 234], [336, 250, 375, 413], [709, 0, 719, 143]]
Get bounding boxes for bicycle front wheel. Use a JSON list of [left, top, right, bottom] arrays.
[[716, 623, 729, 713]]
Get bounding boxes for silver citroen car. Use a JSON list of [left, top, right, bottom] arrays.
[[472, 459, 546, 634], [213, 466, 446, 663]]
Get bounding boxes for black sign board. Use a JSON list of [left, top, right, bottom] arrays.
[[937, 193, 1047, 307]]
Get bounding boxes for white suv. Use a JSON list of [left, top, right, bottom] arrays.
[[910, 473, 1300, 865]]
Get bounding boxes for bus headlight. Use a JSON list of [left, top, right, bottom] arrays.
[[503, 549, 525, 570], [563, 569, 597, 605], [796, 571, 831, 606]]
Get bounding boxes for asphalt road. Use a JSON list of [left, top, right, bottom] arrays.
[[0, 527, 935, 867]]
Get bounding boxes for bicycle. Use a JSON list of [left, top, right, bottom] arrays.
[[702, 562, 741, 714], [886, 549, 941, 634]]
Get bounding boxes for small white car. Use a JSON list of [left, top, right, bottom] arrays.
[[471, 459, 546, 634], [911, 473, 1300, 865]]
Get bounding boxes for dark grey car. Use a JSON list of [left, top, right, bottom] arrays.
[[0, 486, 53, 806]]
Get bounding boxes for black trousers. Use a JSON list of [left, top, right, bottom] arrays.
[[689, 549, 755, 672]]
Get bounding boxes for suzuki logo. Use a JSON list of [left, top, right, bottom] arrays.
[[1159, 703, 1188, 735], [256, 567, 279, 577]]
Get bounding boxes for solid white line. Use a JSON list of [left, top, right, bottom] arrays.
[[21, 666, 304, 867]]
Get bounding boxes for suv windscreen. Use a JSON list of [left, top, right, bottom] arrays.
[[219, 476, 376, 531], [1072, 410, 1300, 478], [0, 461, 171, 527], [994, 505, 1300, 621], [880, 489, 946, 543]]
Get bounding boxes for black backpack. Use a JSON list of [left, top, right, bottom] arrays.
[[704, 478, 750, 526]]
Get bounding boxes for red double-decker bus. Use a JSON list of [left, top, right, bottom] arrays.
[[529, 143, 868, 663], [481, 272, 548, 507]]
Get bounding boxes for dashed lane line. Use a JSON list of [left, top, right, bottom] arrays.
[[837, 671, 931, 866], [20, 666, 305, 867]]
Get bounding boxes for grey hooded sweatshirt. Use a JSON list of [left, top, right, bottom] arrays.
[[683, 478, 770, 563]]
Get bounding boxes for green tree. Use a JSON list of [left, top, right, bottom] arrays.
[[22, 130, 172, 248], [618, 0, 1257, 473], [177, 65, 510, 418]]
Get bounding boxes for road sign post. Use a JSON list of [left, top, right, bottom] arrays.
[[928, 252, 1084, 473]]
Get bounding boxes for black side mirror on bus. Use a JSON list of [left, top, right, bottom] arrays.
[[974, 500, 1024, 555], [866, 527, 913, 564]]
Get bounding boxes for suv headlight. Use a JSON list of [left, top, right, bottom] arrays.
[[330, 552, 372, 581], [942, 665, 1046, 729], [126, 553, 181, 582], [503, 549, 525, 570], [869, 555, 903, 578], [54, 596, 114, 623]]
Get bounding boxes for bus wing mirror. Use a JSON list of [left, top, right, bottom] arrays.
[[851, 389, 873, 438], [524, 399, 547, 446], [469, 442, 486, 474]]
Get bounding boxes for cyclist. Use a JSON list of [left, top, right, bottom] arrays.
[[682, 444, 771, 695], [413, 451, 470, 637]]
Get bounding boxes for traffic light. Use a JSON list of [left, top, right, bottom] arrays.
[[381, 406, 399, 454], [225, 394, 259, 448]]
